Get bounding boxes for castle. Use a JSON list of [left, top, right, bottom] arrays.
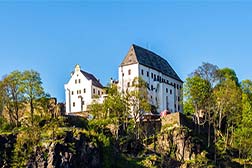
[[64, 44, 183, 115]]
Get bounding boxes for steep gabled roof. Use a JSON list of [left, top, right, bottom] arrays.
[[120, 44, 182, 82], [80, 70, 103, 88]]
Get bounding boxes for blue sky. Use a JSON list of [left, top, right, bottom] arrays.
[[0, 1, 252, 102]]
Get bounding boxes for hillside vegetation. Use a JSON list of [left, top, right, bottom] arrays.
[[0, 63, 252, 167]]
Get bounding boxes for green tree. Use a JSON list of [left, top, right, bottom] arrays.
[[214, 79, 242, 151], [126, 77, 151, 140], [241, 79, 252, 98], [0, 80, 5, 117], [103, 83, 127, 138], [1, 71, 25, 126], [187, 62, 218, 146], [233, 80, 252, 164], [184, 75, 213, 134], [216, 68, 239, 86], [22, 70, 45, 126], [233, 93, 252, 165]]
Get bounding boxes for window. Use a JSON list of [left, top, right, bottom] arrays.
[[79, 79, 81, 83], [166, 88, 168, 93], [151, 95, 153, 99], [147, 71, 149, 77], [151, 73, 153, 78], [79, 90, 81, 94], [178, 96, 180, 101], [177, 84, 179, 89], [98, 90, 100, 95], [178, 105, 180, 111], [170, 89, 172, 94], [151, 85, 153, 91], [141, 69, 144, 75], [175, 104, 176, 109], [122, 73, 124, 77], [75, 79, 77, 84], [82, 101, 85, 105], [83, 88, 86, 93], [93, 89, 95, 94], [128, 69, 131, 75], [154, 74, 156, 80], [127, 82, 130, 87], [71, 91, 74, 95], [73, 102, 75, 107]]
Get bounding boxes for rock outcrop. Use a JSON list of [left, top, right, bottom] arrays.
[[0, 134, 16, 168], [157, 127, 197, 162], [27, 131, 101, 168]]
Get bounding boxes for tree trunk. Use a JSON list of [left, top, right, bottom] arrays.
[[225, 124, 229, 151], [14, 100, 19, 127], [30, 99, 34, 126], [208, 110, 211, 147], [213, 118, 217, 164]]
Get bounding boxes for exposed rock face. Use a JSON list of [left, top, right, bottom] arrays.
[[157, 127, 197, 162], [28, 131, 101, 168], [0, 134, 16, 168]]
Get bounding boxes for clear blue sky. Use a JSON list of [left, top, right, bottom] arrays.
[[0, 1, 252, 102]]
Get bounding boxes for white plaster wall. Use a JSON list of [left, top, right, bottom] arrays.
[[118, 64, 139, 93], [137, 64, 183, 113], [65, 70, 96, 113]]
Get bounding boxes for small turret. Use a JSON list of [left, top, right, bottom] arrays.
[[75, 64, 81, 72]]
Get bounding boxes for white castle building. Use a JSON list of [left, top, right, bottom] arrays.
[[64, 64, 104, 114], [118, 44, 183, 113], [64, 44, 183, 114]]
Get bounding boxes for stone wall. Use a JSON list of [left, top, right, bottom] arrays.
[[161, 112, 194, 129]]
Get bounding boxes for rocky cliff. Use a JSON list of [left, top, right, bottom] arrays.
[[27, 131, 101, 168]]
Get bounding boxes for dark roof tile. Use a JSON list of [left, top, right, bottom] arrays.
[[80, 70, 103, 88], [121, 44, 182, 82]]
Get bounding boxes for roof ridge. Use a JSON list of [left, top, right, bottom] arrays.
[[132, 44, 167, 62]]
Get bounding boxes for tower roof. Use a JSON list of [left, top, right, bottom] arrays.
[[120, 44, 182, 82]]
